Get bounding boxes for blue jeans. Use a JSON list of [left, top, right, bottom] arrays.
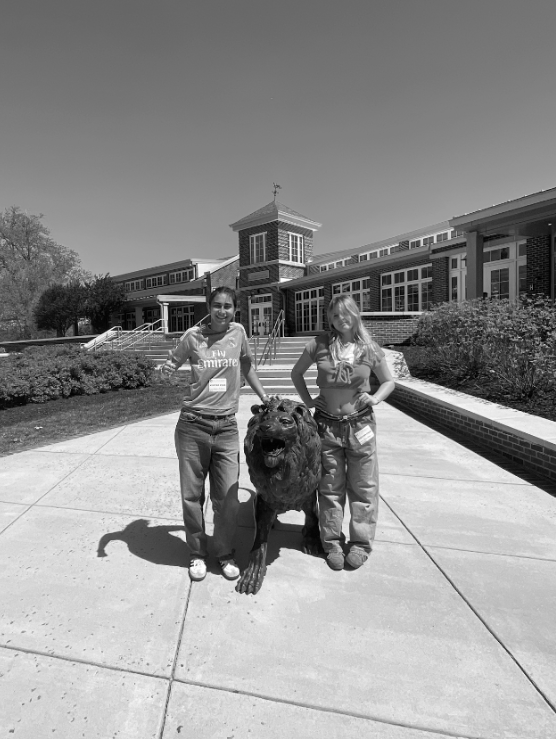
[[174, 410, 240, 559], [315, 408, 379, 554]]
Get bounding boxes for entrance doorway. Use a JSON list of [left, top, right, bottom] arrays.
[[249, 294, 272, 337], [169, 306, 195, 333], [484, 264, 511, 300], [143, 307, 161, 324]]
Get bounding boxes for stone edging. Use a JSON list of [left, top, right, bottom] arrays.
[[382, 350, 556, 483]]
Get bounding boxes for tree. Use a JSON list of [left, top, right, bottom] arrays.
[[0, 206, 82, 339], [34, 281, 86, 337], [84, 274, 126, 333]]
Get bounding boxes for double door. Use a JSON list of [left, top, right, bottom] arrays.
[[250, 302, 272, 337]]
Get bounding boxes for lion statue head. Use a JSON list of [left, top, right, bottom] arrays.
[[244, 397, 322, 514]]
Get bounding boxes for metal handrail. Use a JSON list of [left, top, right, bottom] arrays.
[[82, 326, 123, 352], [117, 319, 166, 351], [257, 310, 285, 367]]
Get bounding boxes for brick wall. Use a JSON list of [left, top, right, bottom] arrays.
[[389, 380, 556, 483], [526, 234, 551, 295], [363, 316, 420, 345], [432, 257, 449, 304], [276, 222, 314, 263], [279, 264, 306, 280], [209, 258, 239, 292]]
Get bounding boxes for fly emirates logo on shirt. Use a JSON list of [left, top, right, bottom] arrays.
[[197, 345, 239, 371]]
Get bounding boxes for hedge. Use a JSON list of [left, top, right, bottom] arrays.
[[405, 296, 556, 401], [0, 346, 155, 408]]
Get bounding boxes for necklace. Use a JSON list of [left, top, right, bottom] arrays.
[[336, 339, 356, 364]]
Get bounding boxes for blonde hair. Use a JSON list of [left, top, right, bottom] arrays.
[[327, 294, 373, 363]]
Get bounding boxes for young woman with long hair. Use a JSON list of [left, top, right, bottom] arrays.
[[291, 294, 395, 570]]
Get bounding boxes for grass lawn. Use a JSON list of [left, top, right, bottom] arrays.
[[0, 382, 185, 457]]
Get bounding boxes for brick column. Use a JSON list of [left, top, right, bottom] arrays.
[[432, 258, 449, 304], [466, 232, 484, 299], [526, 234, 551, 296]]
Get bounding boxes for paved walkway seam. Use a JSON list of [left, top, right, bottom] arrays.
[[382, 499, 556, 716], [172, 678, 480, 739]]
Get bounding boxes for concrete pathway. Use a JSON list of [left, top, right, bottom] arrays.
[[1, 396, 556, 738]]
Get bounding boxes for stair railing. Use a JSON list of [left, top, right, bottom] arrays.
[[83, 326, 123, 352], [257, 310, 285, 367], [117, 319, 166, 351]]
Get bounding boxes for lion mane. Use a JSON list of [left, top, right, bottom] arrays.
[[244, 397, 321, 514]]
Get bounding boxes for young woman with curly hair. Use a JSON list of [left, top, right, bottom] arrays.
[[291, 294, 395, 571]]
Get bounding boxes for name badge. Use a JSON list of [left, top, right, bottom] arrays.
[[355, 425, 374, 444], [208, 377, 227, 393]]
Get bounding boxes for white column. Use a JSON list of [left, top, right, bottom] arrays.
[[160, 302, 169, 332]]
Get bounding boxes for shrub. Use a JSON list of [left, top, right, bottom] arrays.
[[0, 346, 155, 408], [410, 297, 556, 401]]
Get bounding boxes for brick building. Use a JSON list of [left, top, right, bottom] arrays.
[[111, 255, 238, 333], [111, 187, 556, 344]]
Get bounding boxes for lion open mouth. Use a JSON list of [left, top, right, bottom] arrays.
[[260, 437, 286, 468]]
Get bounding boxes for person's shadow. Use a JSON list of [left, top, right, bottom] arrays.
[[97, 519, 187, 567]]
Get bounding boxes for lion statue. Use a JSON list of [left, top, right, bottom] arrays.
[[237, 396, 322, 594]]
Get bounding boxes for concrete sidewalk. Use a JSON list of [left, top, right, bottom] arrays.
[[1, 395, 556, 738]]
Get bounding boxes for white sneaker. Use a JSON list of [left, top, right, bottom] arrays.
[[219, 556, 240, 580], [189, 558, 207, 581]]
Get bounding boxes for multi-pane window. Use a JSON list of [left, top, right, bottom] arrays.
[[490, 268, 510, 299], [319, 258, 349, 271], [422, 236, 434, 247], [484, 247, 510, 262], [295, 287, 324, 332], [332, 279, 371, 311], [169, 268, 195, 284], [449, 254, 467, 303], [250, 232, 266, 263], [145, 275, 168, 289], [380, 264, 432, 311], [118, 311, 137, 330], [169, 306, 195, 333], [124, 279, 145, 292], [288, 233, 304, 263]]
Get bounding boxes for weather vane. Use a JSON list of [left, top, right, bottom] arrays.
[[272, 182, 282, 201]]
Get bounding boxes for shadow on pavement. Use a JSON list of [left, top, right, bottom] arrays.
[[97, 519, 187, 567]]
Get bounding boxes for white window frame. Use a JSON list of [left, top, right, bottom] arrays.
[[332, 278, 371, 312], [145, 274, 168, 289], [449, 254, 467, 303], [169, 267, 195, 285], [295, 287, 325, 332], [380, 264, 432, 311], [250, 232, 267, 264], [124, 279, 144, 292], [288, 232, 304, 263]]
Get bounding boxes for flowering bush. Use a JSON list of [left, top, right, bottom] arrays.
[[407, 297, 556, 401], [0, 346, 155, 407]]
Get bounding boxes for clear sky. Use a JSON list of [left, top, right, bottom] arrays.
[[2, 0, 556, 276]]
